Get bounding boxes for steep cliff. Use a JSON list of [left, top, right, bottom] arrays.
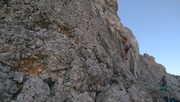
[[0, 0, 179, 102]]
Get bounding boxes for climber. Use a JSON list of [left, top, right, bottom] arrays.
[[120, 37, 131, 60], [157, 75, 170, 102]]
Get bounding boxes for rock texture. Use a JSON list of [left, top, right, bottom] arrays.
[[0, 0, 180, 102]]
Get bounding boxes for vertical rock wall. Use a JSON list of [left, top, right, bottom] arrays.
[[0, 0, 179, 102]]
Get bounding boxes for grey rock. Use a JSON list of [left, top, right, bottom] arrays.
[[13, 72, 24, 83], [4, 80, 14, 92], [8, 84, 18, 94], [0, 53, 19, 67], [0, 53, 11, 61], [0, 72, 9, 80], [17, 77, 50, 102], [1, 66, 11, 73], [0, 0, 179, 102], [96, 85, 131, 102], [0, 83, 5, 93], [71, 91, 94, 102], [0, 92, 13, 102]]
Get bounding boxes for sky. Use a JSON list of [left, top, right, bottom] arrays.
[[117, 0, 180, 76]]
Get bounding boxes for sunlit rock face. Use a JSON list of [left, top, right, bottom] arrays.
[[0, 0, 179, 102]]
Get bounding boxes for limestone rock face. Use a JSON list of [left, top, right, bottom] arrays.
[[17, 77, 50, 102], [0, 0, 179, 102]]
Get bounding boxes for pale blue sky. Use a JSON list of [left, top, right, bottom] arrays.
[[117, 0, 180, 75]]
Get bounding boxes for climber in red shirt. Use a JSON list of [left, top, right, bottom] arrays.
[[120, 37, 131, 60]]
